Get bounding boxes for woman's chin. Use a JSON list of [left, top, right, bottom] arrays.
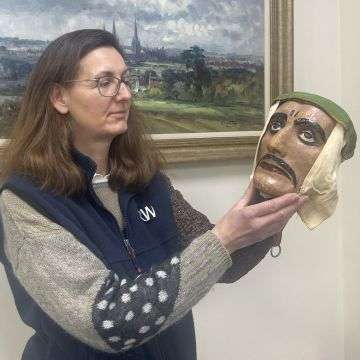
[[107, 123, 128, 137]]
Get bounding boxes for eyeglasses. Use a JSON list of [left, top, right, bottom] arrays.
[[65, 74, 132, 97]]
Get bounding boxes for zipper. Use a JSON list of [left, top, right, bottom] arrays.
[[88, 185, 143, 275], [122, 213, 143, 274]]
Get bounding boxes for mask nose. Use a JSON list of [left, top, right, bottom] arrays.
[[266, 127, 290, 157]]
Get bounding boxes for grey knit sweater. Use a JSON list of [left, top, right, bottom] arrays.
[[0, 176, 273, 353]]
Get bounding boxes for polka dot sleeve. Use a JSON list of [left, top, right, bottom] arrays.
[[90, 229, 231, 352], [92, 256, 180, 352]]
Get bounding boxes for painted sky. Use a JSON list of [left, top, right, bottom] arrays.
[[0, 0, 264, 55]]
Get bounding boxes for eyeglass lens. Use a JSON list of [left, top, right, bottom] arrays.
[[98, 76, 131, 97]]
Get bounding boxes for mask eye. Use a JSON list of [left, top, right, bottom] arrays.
[[268, 119, 284, 134], [269, 120, 282, 133], [267, 113, 286, 134], [299, 130, 316, 144]]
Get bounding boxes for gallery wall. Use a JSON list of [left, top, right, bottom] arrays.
[[0, 0, 359, 359], [339, 1, 360, 358]]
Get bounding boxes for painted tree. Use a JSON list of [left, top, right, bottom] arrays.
[[181, 46, 211, 101]]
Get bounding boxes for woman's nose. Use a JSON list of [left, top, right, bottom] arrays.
[[115, 82, 132, 101]]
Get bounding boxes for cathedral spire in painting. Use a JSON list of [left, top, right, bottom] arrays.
[[112, 18, 118, 41], [132, 18, 142, 62]]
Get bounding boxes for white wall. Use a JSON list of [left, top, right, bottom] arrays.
[[167, 157, 344, 360], [0, 267, 34, 360], [339, 1, 360, 359], [1, 1, 359, 359]]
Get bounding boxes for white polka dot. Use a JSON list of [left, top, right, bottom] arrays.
[[170, 256, 180, 265], [102, 320, 114, 329], [142, 303, 152, 313], [139, 326, 150, 334], [125, 310, 135, 321], [121, 293, 131, 303], [121, 279, 127, 286], [105, 287, 114, 295], [108, 336, 121, 343], [124, 338, 137, 345], [145, 277, 154, 286], [105, 279, 110, 287], [156, 270, 167, 279], [122, 344, 133, 351], [97, 300, 108, 310], [158, 290, 168, 303], [109, 302, 116, 311], [114, 273, 119, 281], [130, 284, 138, 292], [155, 316, 166, 325]]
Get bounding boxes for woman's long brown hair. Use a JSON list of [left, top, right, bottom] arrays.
[[0, 29, 163, 196]]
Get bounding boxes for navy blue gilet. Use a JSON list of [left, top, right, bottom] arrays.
[[0, 150, 196, 360]]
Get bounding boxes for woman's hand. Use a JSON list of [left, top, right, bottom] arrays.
[[212, 181, 307, 254]]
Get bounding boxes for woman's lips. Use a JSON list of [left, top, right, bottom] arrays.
[[109, 111, 128, 118]]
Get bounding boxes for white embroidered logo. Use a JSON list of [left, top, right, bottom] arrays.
[[138, 206, 156, 222]]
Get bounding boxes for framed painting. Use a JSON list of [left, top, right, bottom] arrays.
[[0, 0, 293, 162]]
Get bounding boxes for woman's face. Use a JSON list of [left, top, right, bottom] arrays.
[[64, 46, 132, 144]]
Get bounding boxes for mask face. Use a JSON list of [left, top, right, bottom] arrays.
[[253, 101, 336, 197]]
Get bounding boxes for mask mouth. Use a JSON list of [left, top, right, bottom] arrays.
[[257, 153, 298, 188]]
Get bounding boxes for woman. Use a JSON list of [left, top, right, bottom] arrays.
[[0, 29, 304, 360]]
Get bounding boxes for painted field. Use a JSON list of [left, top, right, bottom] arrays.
[[0, 98, 264, 138], [135, 99, 264, 133]]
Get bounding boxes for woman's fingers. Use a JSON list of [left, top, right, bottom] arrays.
[[253, 198, 306, 237], [213, 185, 308, 253], [238, 180, 258, 207], [245, 192, 305, 218]]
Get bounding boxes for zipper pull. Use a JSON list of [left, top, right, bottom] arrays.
[[124, 238, 143, 274]]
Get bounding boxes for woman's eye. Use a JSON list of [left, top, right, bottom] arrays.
[[299, 130, 315, 143], [98, 78, 113, 88]]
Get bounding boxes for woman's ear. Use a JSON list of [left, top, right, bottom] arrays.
[[50, 84, 69, 114]]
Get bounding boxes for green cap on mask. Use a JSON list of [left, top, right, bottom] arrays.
[[274, 91, 357, 160]]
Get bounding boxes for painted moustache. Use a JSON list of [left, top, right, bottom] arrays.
[[257, 153, 298, 188]]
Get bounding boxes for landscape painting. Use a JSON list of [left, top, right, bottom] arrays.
[[0, 0, 265, 138]]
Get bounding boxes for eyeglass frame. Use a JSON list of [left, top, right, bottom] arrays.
[[63, 72, 132, 98]]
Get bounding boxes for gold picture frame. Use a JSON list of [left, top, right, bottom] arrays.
[[156, 0, 294, 164]]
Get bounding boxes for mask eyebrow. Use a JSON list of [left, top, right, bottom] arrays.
[[269, 112, 287, 123], [294, 118, 326, 142]]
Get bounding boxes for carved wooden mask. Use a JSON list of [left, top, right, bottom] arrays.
[[253, 101, 336, 198]]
